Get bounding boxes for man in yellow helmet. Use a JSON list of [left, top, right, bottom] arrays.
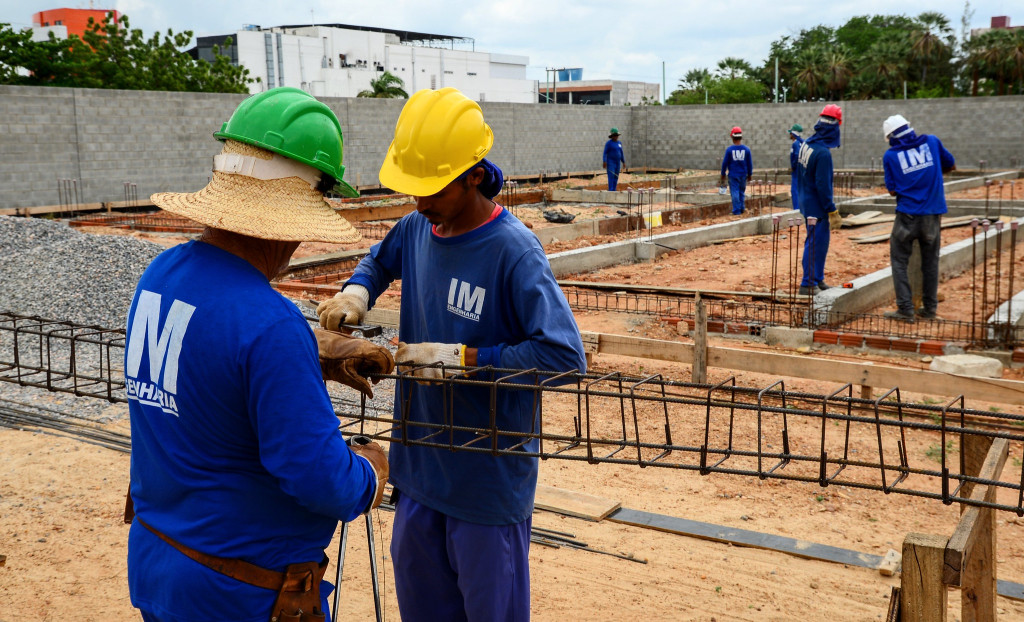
[[318, 87, 587, 621]]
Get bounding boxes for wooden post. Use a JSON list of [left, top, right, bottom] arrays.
[[692, 293, 707, 384], [900, 532, 948, 622], [946, 437, 1007, 622]]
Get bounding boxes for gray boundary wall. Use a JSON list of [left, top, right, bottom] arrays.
[[1, 84, 1021, 209]]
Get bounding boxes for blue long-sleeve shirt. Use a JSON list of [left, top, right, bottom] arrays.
[[883, 132, 955, 216], [796, 137, 835, 219], [347, 207, 587, 525], [126, 241, 376, 620], [789, 138, 803, 175], [603, 139, 625, 172], [721, 144, 753, 179]]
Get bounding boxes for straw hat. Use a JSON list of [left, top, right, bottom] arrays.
[[151, 140, 360, 243]]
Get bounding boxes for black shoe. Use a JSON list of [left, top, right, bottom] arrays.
[[798, 286, 815, 296], [816, 282, 831, 291], [884, 310, 916, 323], [915, 309, 937, 320]]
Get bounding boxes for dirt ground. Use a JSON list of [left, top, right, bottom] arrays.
[[3, 341, 1024, 621], [9, 174, 1022, 620]]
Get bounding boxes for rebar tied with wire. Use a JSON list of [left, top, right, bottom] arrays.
[[2, 311, 1022, 516]]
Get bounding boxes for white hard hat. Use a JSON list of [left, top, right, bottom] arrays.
[[883, 114, 910, 139]]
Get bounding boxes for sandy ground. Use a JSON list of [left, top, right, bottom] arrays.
[[3, 344, 1024, 621], [11, 173, 1022, 620]]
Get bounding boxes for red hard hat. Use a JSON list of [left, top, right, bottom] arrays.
[[820, 104, 842, 125], [730, 126, 742, 137]]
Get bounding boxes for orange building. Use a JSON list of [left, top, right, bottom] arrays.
[[32, 7, 121, 39]]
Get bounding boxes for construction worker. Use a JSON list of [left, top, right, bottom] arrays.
[[882, 114, 956, 322], [720, 126, 753, 215], [125, 87, 393, 622], [796, 104, 844, 295], [788, 123, 804, 213], [603, 127, 626, 190], [317, 87, 587, 622]]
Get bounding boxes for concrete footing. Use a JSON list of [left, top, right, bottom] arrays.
[[929, 354, 1004, 378]]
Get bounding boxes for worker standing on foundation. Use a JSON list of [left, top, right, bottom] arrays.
[[603, 127, 626, 191], [125, 87, 392, 621], [720, 126, 753, 215], [318, 87, 587, 622], [881, 114, 956, 322], [796, 104, 844, 295], [788, 123, 804, 214]]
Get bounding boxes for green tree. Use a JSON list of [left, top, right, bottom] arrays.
[[0, 13, 252, 93], [357, 71, 408, 98], [792, 46, 826, 101]]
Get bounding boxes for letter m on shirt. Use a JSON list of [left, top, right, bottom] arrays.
[[447, 278, 486, 317], [126, 290, 196, 393]]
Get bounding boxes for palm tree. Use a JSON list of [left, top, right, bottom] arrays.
[[859, 35, 909, 99], [679, 68, 711, 91], [979, 29, 1012, 95], [910, 12, 953, 86], [715, 57, 753, 80], [792, 47, 825, 101], [1007, 28, 1024, 94], [357, 71, 407, 98], [823, 48, 853, 100]]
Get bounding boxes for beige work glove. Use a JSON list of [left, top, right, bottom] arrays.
[[315, 328, 395, 398], [349, 440, 389, 512], [828, 210, 843, 231], [395, 341, 465, 383], [317, 284, 369, 331]]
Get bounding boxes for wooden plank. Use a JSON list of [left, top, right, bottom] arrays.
[[944, 438, 1009, 585], [878, 548, 902, 576], [534, 484, 620, 521], [364, 308, 400, 328], [336, 202, 415, 223], [901, 532, 949, 622], [608, 508, 884, 568], [886, 586, 901, 622]]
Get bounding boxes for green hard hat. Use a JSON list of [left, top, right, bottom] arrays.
[[788, 123, 803, 134], [214, 87, 358, 198], [609, 127, 620, 136]]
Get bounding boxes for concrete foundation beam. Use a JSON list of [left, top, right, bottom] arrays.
[[813, 217, 1024, 320], [546, 210, 796, 277]]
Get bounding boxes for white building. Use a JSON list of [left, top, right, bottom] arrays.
[[192, 23, 537, 103]]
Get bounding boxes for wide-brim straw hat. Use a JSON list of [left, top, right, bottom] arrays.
[[151, 140, 360, 244]]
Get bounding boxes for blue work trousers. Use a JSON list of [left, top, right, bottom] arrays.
[[391, 495, 532, 622], [800, 218, 831, 287], [729, 177, 747, 214], [607, 166, 620, 191], [790, 174, 801, 214]]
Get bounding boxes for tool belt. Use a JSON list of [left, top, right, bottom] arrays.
[[137, 518, 327, 622]]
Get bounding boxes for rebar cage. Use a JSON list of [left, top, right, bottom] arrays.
[[2, 311, 1022, 515]]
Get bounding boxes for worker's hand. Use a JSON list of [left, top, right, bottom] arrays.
[[828, 210, 843, 231], [602, 162, 607, 169], [746, 176, 752, 183], [719, 176, 726, 186], [395, 342, 465, 383], [317, 285, 369, 330], [315, 328, 395, 398], [350, 441, 389, 512]]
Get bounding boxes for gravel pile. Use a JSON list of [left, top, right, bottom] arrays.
[[0, 216, 163, 329]]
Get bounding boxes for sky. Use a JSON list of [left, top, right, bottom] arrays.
[[2, 0, 1019, 97]]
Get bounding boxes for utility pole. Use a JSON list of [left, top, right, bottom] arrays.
[[662, 61, 666, 105], [774, 57, 779, 104]]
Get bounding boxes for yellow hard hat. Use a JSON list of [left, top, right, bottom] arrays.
[[379, 87, 494, 197]]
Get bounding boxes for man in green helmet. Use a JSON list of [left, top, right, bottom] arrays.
[[124, 87, 393, 622]]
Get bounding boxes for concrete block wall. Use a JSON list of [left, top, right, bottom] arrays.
[[1, 85, 1021, 209]]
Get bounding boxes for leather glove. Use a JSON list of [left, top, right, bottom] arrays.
[[349, 440, 389, 512], [315, 328, 395, 398], [395, 341, 465, 382], [317, 284, 369, 331], [828, 210, 843, 231]]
